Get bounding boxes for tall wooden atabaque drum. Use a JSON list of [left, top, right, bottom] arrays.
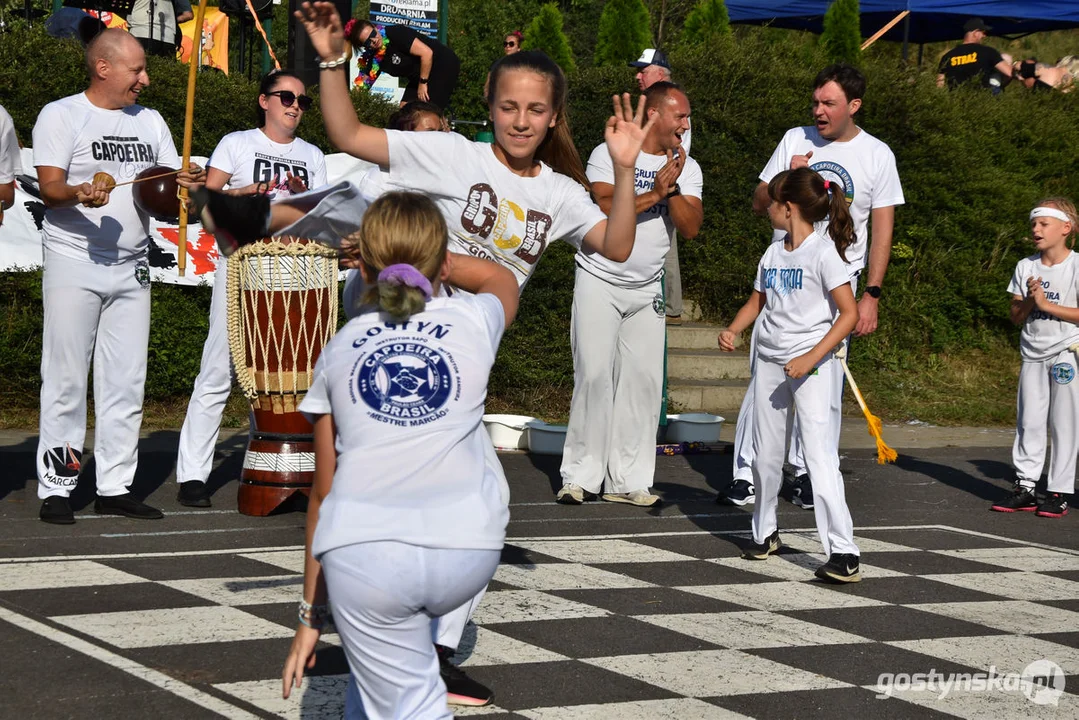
[[227, 237, 339, 516]]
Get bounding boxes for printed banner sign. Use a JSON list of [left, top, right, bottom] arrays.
[[369, 0, 438, 39], [178, 7, 230, 74]]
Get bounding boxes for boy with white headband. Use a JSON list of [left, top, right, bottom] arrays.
[[992, 198, 1079, 518]]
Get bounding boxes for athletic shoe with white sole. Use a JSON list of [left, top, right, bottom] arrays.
[[716, 478, 755, 506], [815, 552, 862, 583], [990, 483, 1037, 513], [1036, 492, 1069, 518], [602, 489, 661, 507], [436, 645, 492, 707], [556, 483, 597, 505], [190, 187, 270, 257], [741, 529, 781, 560], [791, 474, 814, 510]]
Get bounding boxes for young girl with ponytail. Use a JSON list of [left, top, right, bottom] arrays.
[[282, 191, 519, 719], [719, 167, 863, 583]]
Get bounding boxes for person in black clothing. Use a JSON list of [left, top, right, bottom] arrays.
[[936, 18, 1014, 93], [347, 20, 460, 110]]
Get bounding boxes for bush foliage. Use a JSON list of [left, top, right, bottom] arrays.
[[681, 0, 731, 47], [523, 4, 577, 74], [3, 17, 1079, 424], [821, 0, 862, 65], [593, 0, 651, 68]]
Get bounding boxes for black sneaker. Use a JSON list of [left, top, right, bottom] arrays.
[[191, 187, 270, 256], [792, 474, 815, 510], [177, 481, 212, 508], [436, 644, 492, 707], [716, 479, 755, 506], [741, 529, 781, 560], [815, 552, 862, 583], [990, 484, 1038, 513], [40, 496, 75, 525], [94, 493, 164, 520], [1036, 492, 1069, 519]]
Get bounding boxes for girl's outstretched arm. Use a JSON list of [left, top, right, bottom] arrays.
[[719, 291, 765, 351], [295, 2, 390, 168], [445, 254, 520, 327]]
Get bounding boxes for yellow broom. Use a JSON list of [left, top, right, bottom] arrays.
[[838, 350, 897, 464]]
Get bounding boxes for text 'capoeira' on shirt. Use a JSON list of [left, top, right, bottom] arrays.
[[384, 130, 607, 288], [1009, 252, 1079, 362], [32, 92, 181, 264], [299, 293, 511, 557], [576, 145, 703, 288], [755, 231, 852, 364]]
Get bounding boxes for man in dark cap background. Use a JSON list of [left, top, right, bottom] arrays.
[[937, 18, 1015, 93]]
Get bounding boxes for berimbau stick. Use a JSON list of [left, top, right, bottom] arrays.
[[178, 0, 211, 277]]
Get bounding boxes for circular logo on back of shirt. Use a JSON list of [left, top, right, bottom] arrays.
[[356, 340, 455, 423], [810, 160, 855, 205], [1051, 362, 1075, 385]]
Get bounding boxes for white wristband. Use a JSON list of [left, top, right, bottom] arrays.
[[319, 53, 349, 70]]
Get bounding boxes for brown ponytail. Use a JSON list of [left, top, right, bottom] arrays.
[[768, 167, 855, 262], [486, 50, 590, 190]]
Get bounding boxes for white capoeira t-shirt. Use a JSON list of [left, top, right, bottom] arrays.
[[1009, 251, 1079, 362], [760, 126, 904, 272], [208, 128, 327, 199], [578, 143, 703, 287], [300, 293, 510, 557], [385, 130, 608, 288], [0, 104, 21, 184], [32, 92, 181, 264], [754, 231, 852, 364]]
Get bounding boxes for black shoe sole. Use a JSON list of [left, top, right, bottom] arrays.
[[40, 514, 76, 525], [177, 494, 212, 508], [741, 537, 781, 560], [815, 568, 862, 583], [94, 503, 164, 520]]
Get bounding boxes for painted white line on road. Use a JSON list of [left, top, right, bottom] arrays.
[[73, 509, 239, 520], [98, 527, 288, 539], [0, 605, 261, 719], [3, 525, 1075, 563]]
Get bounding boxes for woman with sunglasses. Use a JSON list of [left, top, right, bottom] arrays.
[[172, 69, 327, 508], [345, 18, 460, 109], [503, 30, 522, 55]]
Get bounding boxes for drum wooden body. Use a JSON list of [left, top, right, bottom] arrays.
[[227, 237, 339, 516]]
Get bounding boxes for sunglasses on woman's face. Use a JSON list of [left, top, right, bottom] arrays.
[[362, 33, 380, 50], [504, 41, 517, 48], [267, 90, 313, 111]]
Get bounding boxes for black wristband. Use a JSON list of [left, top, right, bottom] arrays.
[[865, 285, 882, 299], [666, 183, 681, 198], [418, 77, 429, 84]]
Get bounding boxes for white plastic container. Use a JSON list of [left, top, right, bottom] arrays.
[[526, 420, 568, 455], [482, 414, 535, 451], [665, 413, 724, 444]]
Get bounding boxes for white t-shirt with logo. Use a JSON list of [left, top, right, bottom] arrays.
[[760, 126, 904, 272], [33, 93, 181, 264], [0, 105, 21, 184], [300, 293, 510, 557], [208, 128, 327, 200], [385, 130, 608, 288], [1008, 252, 1079, 362], [754, 231, 851, 363], [577, 144, 703, 287]]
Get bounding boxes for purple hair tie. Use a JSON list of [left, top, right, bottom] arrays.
[[378, 263, 433, 299]]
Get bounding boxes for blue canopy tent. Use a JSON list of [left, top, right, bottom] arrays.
[[725, 1, 1079, 59]]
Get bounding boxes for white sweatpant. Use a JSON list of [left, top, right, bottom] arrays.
[[321, 541, 501, 720], [1013, 350, 1079, 494], [561, 267, 665, 494], [175, 262, 232, 483], [37, 250, 151, 499], [751, 357, 859, 557]]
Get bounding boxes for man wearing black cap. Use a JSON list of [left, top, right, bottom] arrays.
[[629, 48, 691, 324], [937, 18, 1014, 92]]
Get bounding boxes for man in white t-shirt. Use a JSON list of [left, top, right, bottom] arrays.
[[719, 63, 904, 508], [558, 82, 703, 506], [32, 29, 203, 525], [630, 48, 692, 323], [0, 104, 21, 228]]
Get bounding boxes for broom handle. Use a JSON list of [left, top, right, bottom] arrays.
[[839, 356, 872, 416]]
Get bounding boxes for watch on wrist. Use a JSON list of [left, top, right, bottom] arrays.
[[865, 285, 882, 299], [418, 77, 429, 84], [666, 183, 681, 198]]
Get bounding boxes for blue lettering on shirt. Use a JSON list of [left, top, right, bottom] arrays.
[[763, 267, 804, 296]]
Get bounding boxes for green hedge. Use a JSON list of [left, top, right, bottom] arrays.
[[3, 21, 1079, 423]]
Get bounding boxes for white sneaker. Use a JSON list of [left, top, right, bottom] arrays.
[[602, 490, 661, 507], [556, 483, 596, 505]]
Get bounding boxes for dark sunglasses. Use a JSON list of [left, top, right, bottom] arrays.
[[504, 41, 517, 47], [362, 33, 380, 50], [267, 90, 313, 111]]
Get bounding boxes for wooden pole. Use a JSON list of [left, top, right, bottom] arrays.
[[177, 0, 211, 277], [860, 10, 909, 51]]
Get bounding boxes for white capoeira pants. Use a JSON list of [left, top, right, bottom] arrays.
[[561, 267, 665, 494], [37, 250, 151, 499], [176, 262, 232, 484], [751, 357, 859, 557], [1013, 350, 1079, 494], [322, 541, 501, 720]]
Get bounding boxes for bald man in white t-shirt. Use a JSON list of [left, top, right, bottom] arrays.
[[718, 63, 904, 508]]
